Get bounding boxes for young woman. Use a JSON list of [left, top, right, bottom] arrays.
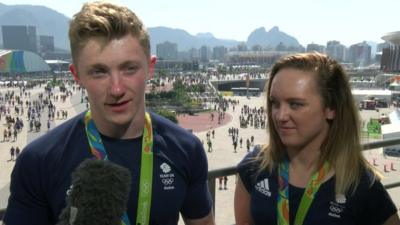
[[235, 52, 400, 225]]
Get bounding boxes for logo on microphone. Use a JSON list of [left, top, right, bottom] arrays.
[[159, 162, 175, 190]]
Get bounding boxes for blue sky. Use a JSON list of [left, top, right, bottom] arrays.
[[1, 0, 399, 47]]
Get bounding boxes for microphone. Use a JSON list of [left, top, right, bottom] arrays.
[[57, 159, 132, 225]]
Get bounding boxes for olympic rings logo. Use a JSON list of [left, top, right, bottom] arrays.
[[162, 178, 174, 185]]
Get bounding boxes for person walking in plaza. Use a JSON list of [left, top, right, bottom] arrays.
[[12, 128, 17, 141], [223, 176, 228, 190], [7, 128, 11, 141], [219, 177, 224, 190], [207, 139, 213, 152], [3, 2, 214, 225], [3, 128, 7, 142], [15, 146, 20, 159], [246, 138, 250, 152], [233, 138, 238, 153], [234, 53, 400, 225], [9, 146, 15, 161], [29, 119, 33, 132]]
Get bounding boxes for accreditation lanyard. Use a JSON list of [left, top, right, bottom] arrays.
[[84, 110, 154, 225], [277, 160, 329, 225]]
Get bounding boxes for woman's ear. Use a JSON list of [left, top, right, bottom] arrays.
[[326, 108, 336, 120]]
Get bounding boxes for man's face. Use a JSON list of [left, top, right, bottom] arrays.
[[70, 34, 155, 131]]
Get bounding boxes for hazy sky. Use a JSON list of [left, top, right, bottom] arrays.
[[1, 0, 399, 46]]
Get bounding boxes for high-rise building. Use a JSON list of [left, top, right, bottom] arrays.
[[377, 42, 390, 53], [306, 43, 325, 53], [39, 35, 55, 53], [348, 41, 371, 67], [1, 25, 37, 53], [381, 31, 400, 72], [213, 46, 227, 61], [326, 41, 346, 62], [188, 48, 200, 61], [156, 41, 178, 60], [199, 45, 210, 63]]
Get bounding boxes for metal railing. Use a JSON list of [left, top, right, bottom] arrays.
[[1, 137, 400, 221], [207, 137, 400, 213]]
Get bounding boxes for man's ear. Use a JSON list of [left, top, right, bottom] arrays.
[[69, 64, 80, 84], [148, 55, 157, 80]]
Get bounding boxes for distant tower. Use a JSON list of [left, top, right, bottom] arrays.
[[2, 25, 37, 53], [381, 31, 400, 72], [156, 41, 178, 60], [199, 45, 210, 63], [213, 46, 227, 61], [306, 43, 325, 53], [349, 41, 371, 67], [39, 35, 55, 53], [326, 40, 346, 62]]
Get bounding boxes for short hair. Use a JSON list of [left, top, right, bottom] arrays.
[[69, 1, 150, 65], [260, 52, 377, 195]]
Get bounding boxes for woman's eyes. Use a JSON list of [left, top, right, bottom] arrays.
[[289, 102, 303, 109], [270, 100, 303, 109]]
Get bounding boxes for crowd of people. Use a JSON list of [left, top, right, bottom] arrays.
[[0, 78, 81, 168]]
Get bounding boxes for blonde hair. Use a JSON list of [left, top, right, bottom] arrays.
[[69, 1, 150, 65], [259, 52, 380, 195]]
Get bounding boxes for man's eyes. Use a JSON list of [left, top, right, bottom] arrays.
[[125, 66, 138, 74], [89, 68, 107, 77], [87, 65, 139, 77]]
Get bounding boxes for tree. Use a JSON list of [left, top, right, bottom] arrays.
[[155, 109, 178, 123]]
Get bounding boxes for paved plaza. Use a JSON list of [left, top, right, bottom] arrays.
[[1, 83, 400, 224]]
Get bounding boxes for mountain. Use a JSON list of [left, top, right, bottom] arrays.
[[196, 32, 215, 39], [247, 26, 300, 49], [0, 3, 70, 50], [148, 26, 239, 53], [0, 3, 241, 53], [0, 3, 303, 54]]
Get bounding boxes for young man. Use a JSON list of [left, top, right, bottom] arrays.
[[3, 2, 214, 225]]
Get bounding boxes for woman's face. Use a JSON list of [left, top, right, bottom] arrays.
[[269, 68, 335, 152]]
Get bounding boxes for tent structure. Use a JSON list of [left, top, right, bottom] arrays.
[[0, 49, 50, 74]]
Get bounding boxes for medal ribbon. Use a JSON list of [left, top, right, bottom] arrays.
[[277, 160, 329, 225], [84, 110, 153, 225]]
